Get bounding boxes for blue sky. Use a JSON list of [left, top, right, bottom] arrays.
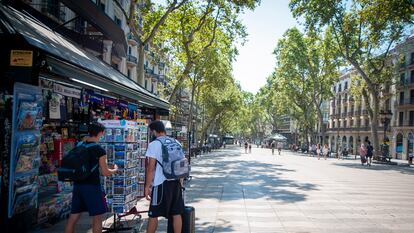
[[232, 0, 299, 94]]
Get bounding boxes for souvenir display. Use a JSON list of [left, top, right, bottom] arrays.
[[99, 120, 147, 213], [8, 83, 43, 218]]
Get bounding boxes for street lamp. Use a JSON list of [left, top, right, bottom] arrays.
[[379, 109, 393, 161]]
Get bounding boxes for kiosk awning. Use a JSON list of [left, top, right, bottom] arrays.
[[0, 5, 169, 111]]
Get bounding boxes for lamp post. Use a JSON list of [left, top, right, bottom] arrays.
[[379, 110, 393, 161]]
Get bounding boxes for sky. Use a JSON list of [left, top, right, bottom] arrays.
[[232, 0, 299, 94]]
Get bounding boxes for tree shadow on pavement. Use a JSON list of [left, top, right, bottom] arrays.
[[187, 149, 319, 204], [332, 162, 414, 175]]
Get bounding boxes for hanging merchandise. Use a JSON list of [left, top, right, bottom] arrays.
[[99, 120, 147, 214], [8, 82, 43, 218], [49, 94, 61, 120]]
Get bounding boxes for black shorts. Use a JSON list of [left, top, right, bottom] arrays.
[[148, 180, 184, 218]]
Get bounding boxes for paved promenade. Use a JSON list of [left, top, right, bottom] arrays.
[[36, 146, 414, 233]]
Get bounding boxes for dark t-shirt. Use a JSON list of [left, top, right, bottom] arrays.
[[74, 142, 106, 185], [367, 145, 374, 156]]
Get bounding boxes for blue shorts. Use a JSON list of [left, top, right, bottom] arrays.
[[71, 184, 107, 216]]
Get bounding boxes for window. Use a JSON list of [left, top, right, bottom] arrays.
[[127, 69, 131, 78], [333, 86, 336, 93], [114, 16, 122, 26], [99, 0, 106, 11], [399, 112, 404, 126], [400, 92, 405, 104], [151, 83, 154, 93], [411, 70, 414, 83], [338, 84, 342, 92], [411, 52, 414, 64], [411, 90, 414, 103], [128, 46, 131, 55], [409, 111, 414, 126], [344, 120, 347, 128], [144, 79, 147, 89], [344, 81, 348, 90], [400, 73, 406, 84]]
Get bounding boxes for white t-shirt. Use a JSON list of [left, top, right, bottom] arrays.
[[145, 139, 166, 186]]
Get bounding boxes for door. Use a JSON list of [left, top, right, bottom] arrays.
[[408, 133, 414, 160]]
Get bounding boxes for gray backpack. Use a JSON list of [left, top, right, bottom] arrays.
[[156, 137, 190, 179]]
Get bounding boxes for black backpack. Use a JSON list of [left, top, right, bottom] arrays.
[[57, 142, 99, 182]]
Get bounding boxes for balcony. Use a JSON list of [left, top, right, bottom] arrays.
[[60, 0, 127, 57], [362, 110, 369, 115], [341, 112, 347, 118], [354, 110, 361, 116], [348, 112, 354, 117], [127, 54, 138, 66], [127, 33, 138, 46]]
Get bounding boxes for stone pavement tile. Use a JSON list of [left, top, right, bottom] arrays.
[[247, 216, 279, 222], [278, 216, 310, 222], [250, 221, 284, 228], [283, 226, 323, 233], [247, 212, 278, 218], [217, 211, 248, 217], [250, 228, 286, 233], [275, 211, 307, 217], [281, 221, 316, 228], [246, 208, 275, 213]]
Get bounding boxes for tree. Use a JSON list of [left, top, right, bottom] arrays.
[[273, 28, 319, 145], [289, 0, 414, 158], [128, 0, 189, 85], [155, 0, 259, 104]]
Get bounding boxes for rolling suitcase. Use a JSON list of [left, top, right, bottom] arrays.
[[167, 206, 195, 233]]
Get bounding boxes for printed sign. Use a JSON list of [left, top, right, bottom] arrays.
[[10, 50, 33, 67], [53, 83, 81, 99]]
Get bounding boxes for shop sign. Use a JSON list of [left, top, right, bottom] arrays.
[[10, 50, 33, 67], [118, 100, 128, 109], [53, 83, 81, 99]]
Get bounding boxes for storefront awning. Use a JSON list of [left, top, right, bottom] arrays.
[[0, 5, 169, 111]]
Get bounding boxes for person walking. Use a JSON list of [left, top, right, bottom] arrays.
[[244, 141, 248, 154], [145, 121, 185, 233], [277, 141, 283, 155], [317, 144, 321, 160], [360, 142, 368, 165], [248, 143, 252, 153], [323, 144, 329, 160], [64, 122, 118, 233], [366, 140, 374, 166], [271, 141, 276, 155]]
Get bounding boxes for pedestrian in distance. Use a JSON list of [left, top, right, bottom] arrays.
[[366, 140, 373, 166], [248, 143, 252, 153], [360, 142, 368, 165], [271, 141, 276, 155], [323, 144, 329, 160], [277, 141, 283, 155], [145, 121, 185, 233], [317, 143, 321, 160], [244, 141, 248, 154], [64, 122, 118, 233]]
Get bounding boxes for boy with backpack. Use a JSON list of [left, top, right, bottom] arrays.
[[64, 122, 118, 233], [145, 121, 187, 233]]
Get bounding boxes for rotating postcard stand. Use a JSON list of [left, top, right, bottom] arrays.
[[99, 120, 148, 232], [8, 83, 43, 222]]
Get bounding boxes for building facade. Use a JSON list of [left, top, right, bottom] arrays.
[[393, 36, 414, 160], [21, 0, 166, 96], [326, 69, 395, 155]]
